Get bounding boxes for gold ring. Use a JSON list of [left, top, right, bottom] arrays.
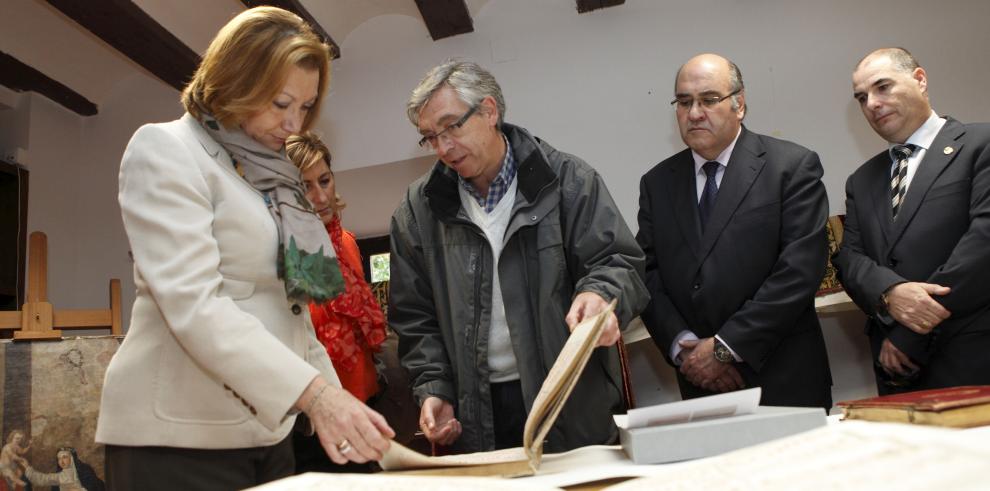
[[337, 439, 352, 454]]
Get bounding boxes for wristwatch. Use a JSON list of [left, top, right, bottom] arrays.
[[713, 338, 734, 363], [879, 291, 891, 314]]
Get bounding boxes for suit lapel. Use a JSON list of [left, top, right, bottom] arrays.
[[697, 128, 765, 261], [182, 113, 261, 196], [864, 154, 894, 244], [887, 119, 966, 251], [185, 113, 222, 158], [666, 152, 702, 258]]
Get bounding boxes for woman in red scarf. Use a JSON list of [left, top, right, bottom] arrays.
[[286, 133, 387, 403]]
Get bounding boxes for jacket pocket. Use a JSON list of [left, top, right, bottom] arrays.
[[218, 276, 256, 300], [152, 340, 251, 425], [733, 200, 780, 225], [923, 178, 970, 202]]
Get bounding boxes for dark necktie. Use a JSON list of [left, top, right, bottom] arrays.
[[890, 144, 915, 219], [699, 161, 720, 231]]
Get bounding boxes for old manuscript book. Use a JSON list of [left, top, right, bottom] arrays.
[[838, 385, 990, 428], [378, 300, 617, 477]]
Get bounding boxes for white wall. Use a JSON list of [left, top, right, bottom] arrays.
[[22, 93, 83, 313], [9, 73, 181, 332], [334, 155, 434, 238], [325, 0, 990, 238]]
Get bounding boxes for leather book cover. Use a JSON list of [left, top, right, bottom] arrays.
[[837, 386, 990, 412]]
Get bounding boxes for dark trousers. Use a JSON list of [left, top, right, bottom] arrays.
[[491, 379, 526, 449], [106, 435, 293, 491]]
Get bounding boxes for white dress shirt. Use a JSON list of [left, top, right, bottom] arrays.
[[891, 110, 946, 191], [671, 127, 744, 364]]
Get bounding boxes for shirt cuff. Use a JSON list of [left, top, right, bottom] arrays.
[[670, 330, 699, 365], [714, 334, 744, 362]]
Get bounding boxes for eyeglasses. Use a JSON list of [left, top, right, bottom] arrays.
[[670, 89, 741, 111], [418, 104, 479, 149]]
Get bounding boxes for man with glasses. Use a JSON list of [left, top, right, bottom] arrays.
[[636, 53, 832, 409], [389, 60, 648, 453], [834, 48, 990, 394]]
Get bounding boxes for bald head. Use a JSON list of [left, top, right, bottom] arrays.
[[673, 53, 747, 160], [852, 47, 931, 143], [857, 47, 920, 76], [675, 54, 745, 112]]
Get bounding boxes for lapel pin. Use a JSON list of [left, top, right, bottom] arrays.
[[944, 146, 954, 155]]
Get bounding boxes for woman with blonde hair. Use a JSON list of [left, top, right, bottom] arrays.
[[96, 7, 393, 489], [286, 133, 387, 405], [286, 133, 389, 471]]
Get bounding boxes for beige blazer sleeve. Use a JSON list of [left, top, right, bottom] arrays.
[[117, 119, 331, 432]]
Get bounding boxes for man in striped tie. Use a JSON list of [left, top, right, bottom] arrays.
[[834, 47, 990, 394]]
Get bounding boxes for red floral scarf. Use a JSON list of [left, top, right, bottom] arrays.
[[309, 216, 387, 371]]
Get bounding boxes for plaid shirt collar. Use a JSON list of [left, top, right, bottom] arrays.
[[459, 133, 517, 213]]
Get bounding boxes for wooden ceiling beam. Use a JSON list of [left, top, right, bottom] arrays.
[[576, 0, 625, 14], [45, 0, 200, 92], [414, 0, 474, 41], [0, 51, 97, 116], [240, 0, 341, 58]]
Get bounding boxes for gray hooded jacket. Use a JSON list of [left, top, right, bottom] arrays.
[[389, 123, 648, 453]]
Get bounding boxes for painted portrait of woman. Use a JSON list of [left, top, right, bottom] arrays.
[[23, 447, 105, 491]]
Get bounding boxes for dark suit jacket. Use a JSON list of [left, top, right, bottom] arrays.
[[636, 127, 832, 408], [833, 118, 990, 391]]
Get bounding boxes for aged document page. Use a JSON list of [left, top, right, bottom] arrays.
[[606, 421, 990, 491], [379, 300, 616, 475], [246, 472, 562, 491]]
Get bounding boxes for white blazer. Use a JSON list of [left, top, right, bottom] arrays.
[[96, 113, 339, 449]]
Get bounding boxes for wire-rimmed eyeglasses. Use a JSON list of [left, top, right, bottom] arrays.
[[418, 104, 480, 149], [670, 89, 741, 110]]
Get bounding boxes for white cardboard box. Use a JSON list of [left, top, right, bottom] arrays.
[[619, 405, 827, 464]]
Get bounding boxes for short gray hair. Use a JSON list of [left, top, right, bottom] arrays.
[[726, 59, 744, 113], [406, 60, 506, 127]]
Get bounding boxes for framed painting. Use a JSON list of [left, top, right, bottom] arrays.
[[1, 336, 119, 490]]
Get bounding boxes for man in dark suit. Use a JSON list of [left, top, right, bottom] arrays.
[[834, 47, 990, 394], [636, 53, 832, 409]]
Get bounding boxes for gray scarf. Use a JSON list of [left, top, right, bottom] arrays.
[[200, 114, 344, 304]]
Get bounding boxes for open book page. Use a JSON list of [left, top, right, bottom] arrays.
[[522, 299, 615, 464], [613, 387, 761, 429], [517, 445, 670, 488], [245, 472, 563, 491], [378, 300, 614, 474], [604, 421, 990, 491], [379, 441, 526, 469]]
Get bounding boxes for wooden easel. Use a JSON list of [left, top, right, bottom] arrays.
[[0, 231, 122, 340]]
